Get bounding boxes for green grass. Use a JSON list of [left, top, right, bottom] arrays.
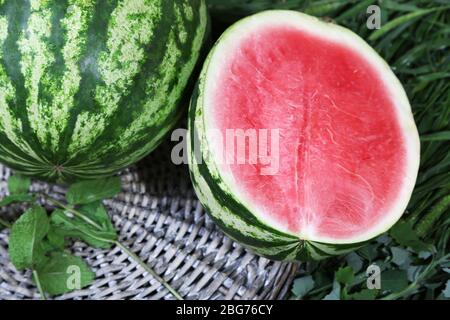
[[208, 0, 450, 300]]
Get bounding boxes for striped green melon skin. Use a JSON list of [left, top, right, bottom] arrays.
[[0, 0, 208, 182]]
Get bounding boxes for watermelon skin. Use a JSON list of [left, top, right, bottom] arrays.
[[0, 0, 208, 182], [188, 11, 420, 261]]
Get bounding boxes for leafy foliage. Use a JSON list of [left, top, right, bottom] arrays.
[[3, 175, 121, 298], [35, 252, 95, 296], [335, 266, 355, 285], [0, 194, 34, 207], [0, 174, 34, 207], [66, 177, 121, 205], [1, 175, 180, 299], [50, 204, 117, 249], [7, 175, 31, 195], [8, 206, 49, 270], [292, 276, 315, 298]]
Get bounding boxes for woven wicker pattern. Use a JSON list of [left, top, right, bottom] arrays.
[[0, 142, 298, 300]]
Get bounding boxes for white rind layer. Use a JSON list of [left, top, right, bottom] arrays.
[[200, 10, 421, 244]]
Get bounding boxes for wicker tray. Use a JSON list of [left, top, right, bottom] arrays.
[[0, 141, 298, 300]]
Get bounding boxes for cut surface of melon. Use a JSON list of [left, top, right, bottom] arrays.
[[203, 11, 420, 243]]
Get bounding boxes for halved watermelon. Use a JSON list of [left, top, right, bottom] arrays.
[[188, 11, 420, 260]]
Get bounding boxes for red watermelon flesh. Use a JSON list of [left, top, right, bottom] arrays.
[[204, 14, 420, 243]]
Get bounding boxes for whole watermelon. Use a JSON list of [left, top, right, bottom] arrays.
[[0, 0, 208, 182]]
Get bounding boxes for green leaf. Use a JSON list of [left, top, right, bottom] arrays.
[[79, 201, 116, 233], [292, 276, 315, 299], [0, 194, 34, 207], [382, 270, 409, 292], [323, 281, 341, 300], [357, 243, 380, 262], [345, 252, 363, 273], [303, 1, 346, 16], [335, 266, 355, 285], [390, 221, 429, 252], [35, 252, 95, 296], [391, 247, 411, 267], [418, 251, 432, 260], [66, 177, 121, 205], [415, 195, 450, 238], [350, 289, 378, 300], [8, 206, 49, 270], [0, 219, 9, 230], [420, 131, 450, 142], [382, 0, 419, 12], [7, 175, 31, 195], [407, 265, 423, 282], [376, 234, 392, 245], [443, 280, 450, 298], [313, 272, 332, 289], [369, 8, 441, 41], [50, 204, 116, 249], [46, 226, 67, 250]]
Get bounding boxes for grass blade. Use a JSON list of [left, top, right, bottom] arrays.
[[369, 7, 446, 41], [421, 131, 450, 142]]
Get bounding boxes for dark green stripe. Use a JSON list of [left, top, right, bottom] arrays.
[[59, 0, 119, 162], [1, 0, 30, 108], [315, 240, 369, 251], [0, 0, 36, 167], [199, 197, 297, 249], [0, 0, 48, 162], [256, 245, 302, 261], [37, 0, 69, 158], [0, 133, 47, 169]]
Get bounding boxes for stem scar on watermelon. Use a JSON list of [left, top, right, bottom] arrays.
[[0, 0, 208, 183], [188, 10, 420, 261]]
